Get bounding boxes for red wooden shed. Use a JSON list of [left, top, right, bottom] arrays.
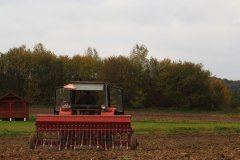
[[0, 92, 29, 121]]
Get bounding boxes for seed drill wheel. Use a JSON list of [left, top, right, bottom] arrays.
[[130, 136, 138, 150], [29, 133, 36, 149]]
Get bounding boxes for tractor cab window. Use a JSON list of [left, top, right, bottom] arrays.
[[69, 83, 105, 106], [71, 90, 104, 106], [55, 88, 71, 112], [109, 87, 123, 113]]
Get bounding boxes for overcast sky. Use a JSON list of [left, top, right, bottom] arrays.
[[0, 0, 240, 80]]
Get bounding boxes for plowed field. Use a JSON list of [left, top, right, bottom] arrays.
[[1, 134, 240, 160], [1, 108, 240, 159]]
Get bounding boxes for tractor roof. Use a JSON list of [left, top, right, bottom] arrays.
[[62, 81, 122, 90], [70, 81, 109, 85]]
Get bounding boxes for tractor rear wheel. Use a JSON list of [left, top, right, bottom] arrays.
[[29, 133, 36, 149], [130, 136, 138, 150]]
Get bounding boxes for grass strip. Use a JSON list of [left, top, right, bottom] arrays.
[[1, 120, 240, 136], [133, 120, 240, 134], [0, 121, 35, 136]]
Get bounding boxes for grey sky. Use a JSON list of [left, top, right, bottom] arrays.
[[0, 0, 240, 80]]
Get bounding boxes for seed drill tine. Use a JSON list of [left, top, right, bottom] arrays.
[[55, 128, 57, 147], [74, 130, 77, 149], [104, 126, 107, 150], [50, 132, 53, 149], [79, 128, 82, 148], [50, 131, 52, 147], [47, 131, 52, 147], [126, 131, 129, 149], [86, 128, 88, 147], [81, 129, 84, 148], [89, 129, 92, 149], [108, 126, 111, 149], [95, 128, 97, 147], [112, 129, 114, 149], [58, 131, 61, 151], [69, 128, 71, 149], [65, 129, 69, 149], [43, 132, 46, 146], [53, 132, 56, 148], [63, 127, 66, 150], [97, 130, 99, 149], [101, 125, 103, 149], [93, 126, 95, 147], [47, 126, 50, 146], [120, 130, 123, 148], [97, 124, 100, 149], [70, 127, 73, 149]]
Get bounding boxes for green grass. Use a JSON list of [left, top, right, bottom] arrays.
[[0, 121, 35, 136], [1, 119, 240, 136], [133, 120, 240, 134]]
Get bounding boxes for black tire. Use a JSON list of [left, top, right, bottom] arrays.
[[130, 136, 138, 150], [29, 133, 36, 149]]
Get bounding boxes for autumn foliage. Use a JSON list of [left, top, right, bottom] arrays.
[[0, 43, 233, 109]]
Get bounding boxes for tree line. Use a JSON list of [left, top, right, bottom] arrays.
[[224, 79, 240, 108], [0, 43, 234, 110]]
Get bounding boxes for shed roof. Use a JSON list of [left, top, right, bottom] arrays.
[[0, 92, 28, 103]]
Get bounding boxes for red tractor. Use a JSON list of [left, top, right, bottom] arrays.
[[29, 81, 138, 150]]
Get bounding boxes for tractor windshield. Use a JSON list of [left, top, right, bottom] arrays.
[[71, 90, 105, 106], [55, 83, 124, 115], [55, 83, 106, 115]]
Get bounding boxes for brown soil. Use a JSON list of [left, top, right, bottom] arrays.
[[29, 108, 52, 117], [127, 110, 240, 122], [1, 134, 240, 160]]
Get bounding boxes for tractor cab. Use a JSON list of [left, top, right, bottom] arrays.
[[54, 81, 124, 115]]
